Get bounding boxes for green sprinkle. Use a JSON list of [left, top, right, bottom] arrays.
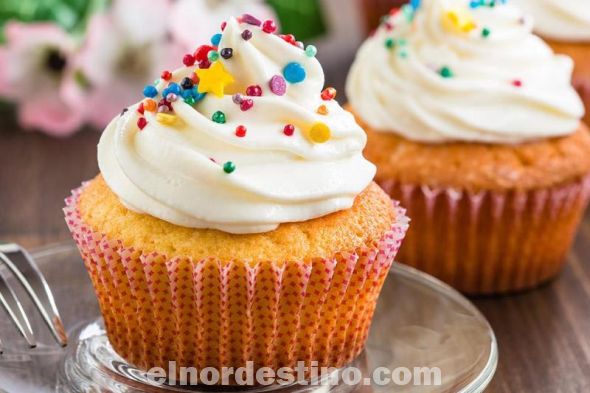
[[184, 97, 196, 106], [439, 66, 453, 78], [385, 38, 395, 49], [305, 45, 318, 57], [223, 161, 236, 174], [208, 51, 220, 62], [397, 38, 408, 46], [212, 111, 226, 124], [481, 27, 491, 38], [399, 50, 408, 58]]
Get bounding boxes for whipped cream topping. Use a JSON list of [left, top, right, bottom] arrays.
[[346, 0, 584, 144], [515, 0, 590, 42], [98, 17, 375, 234]]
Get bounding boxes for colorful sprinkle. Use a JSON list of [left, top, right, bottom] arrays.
[[196, 61, 235, 97], [442, 9, 477, 34], [410, 0, 421, 10], [240, 98, 254, 111], [317, 104, 329, 115], [184, 97, 196, 106], [137, 102, 145, 115], [208, 51, 220, 62], [143, 99, 157, 112], [321, 87, 337, 101], [235, 125, 247, 137], [143, 85, 158, 98], [512, 79, 523, 87], [305, 45, 317, 57], [481, 27, 491, 38], [269, 75, 287, 96], [181, 77, 194, 90], [183, 54, 196, 66], [212, 111, 226, 124], [309, 122, 331, 143], [232, 93, 243, 104], [385, 38, 395, 49], [194, 45, 214, 63], [439, 66, 454, 78], [283, 62, 306, 84], [137, 117, 147, 130], [166, 93, 178, 102], [223, 161, 236, 174], [242, 30, 253, 41], [161, 70, 172, 81], [120, 108, 128, 116], [262, 19, 277, 33], [211, 33, 222, 46], [221, 21, 227, 31], [220, 48, 233, 59], [283, 124, 295, 136], [242, 14, 262, 26], [246, 85, 263, 97], [156, 113, 178, 125]]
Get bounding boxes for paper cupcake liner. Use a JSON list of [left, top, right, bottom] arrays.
[[379, 175, 590, 294], [64, 184, 408, 373]]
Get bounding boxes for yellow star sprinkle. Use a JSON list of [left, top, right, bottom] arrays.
[[195, 61, 234, 98], [442, 9, 477, 34], [308, 122, 331, 144]]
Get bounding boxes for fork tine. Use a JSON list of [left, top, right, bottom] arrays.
[[0, 244, 67, 347], [0, 272, 36, 348]]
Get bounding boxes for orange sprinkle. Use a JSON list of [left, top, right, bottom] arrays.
[[143, 99, 157, 112]]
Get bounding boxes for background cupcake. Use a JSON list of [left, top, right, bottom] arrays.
[[65, 16, 408, 377], [515, 0, 590, 126], [346, 0, 590, 294]]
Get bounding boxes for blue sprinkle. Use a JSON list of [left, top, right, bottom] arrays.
[[410, 0, 421, 10], [211, 33, 223, 46], [167, 82, 181, 96], [181, 86, 206, 102], [143, 85, 158, 98], [283, 62, 306, 84]]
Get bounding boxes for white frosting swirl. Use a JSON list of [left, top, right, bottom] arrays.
[[346, 0, 584, 144], [98, 17, 375, 234], [515, 0, 590, 42]]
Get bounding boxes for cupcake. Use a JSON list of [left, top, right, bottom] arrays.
[[346, 0, 590, 294], [514, 0, 590, 126], [64, 15, 408, 379]]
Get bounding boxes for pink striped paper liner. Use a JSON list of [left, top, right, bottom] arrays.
[[64, 183, 409, 375]]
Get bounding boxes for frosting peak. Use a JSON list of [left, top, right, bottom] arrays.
[[514, 0, 590, 42], [346, 0, 585, 144], [98, 16, 375, 234]]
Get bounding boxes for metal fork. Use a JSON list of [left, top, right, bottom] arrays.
[[0, 243, 67, 353]]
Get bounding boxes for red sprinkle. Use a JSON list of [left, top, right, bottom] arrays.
[[262, 20, 277, 33], [183, 54, 195, 66], [283, 124, 295, 136], [235, 125, 247, 137], [161, 70, 172, 81], [191, 73, 200, 84], [198, 59, 211, 69], [246, 85, 263, 96], [240, 99, 254, 111], [137, 102, 145, 115], [512, 79, 523, 87], [321, 87, 337, 101], [194, 45, 214, 62], [137, 117, 147, 130], [221, 21, 227, 31], [158, 99, 172, 110], [280, 34, 297, 46]]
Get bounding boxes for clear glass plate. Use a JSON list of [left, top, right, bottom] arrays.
[[0, 243, 497, 393]]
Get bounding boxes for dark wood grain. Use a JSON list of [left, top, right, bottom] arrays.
[[1, 61, 590, 392]]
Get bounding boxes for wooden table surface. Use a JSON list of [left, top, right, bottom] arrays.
[[1, 62, 590, 393]]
